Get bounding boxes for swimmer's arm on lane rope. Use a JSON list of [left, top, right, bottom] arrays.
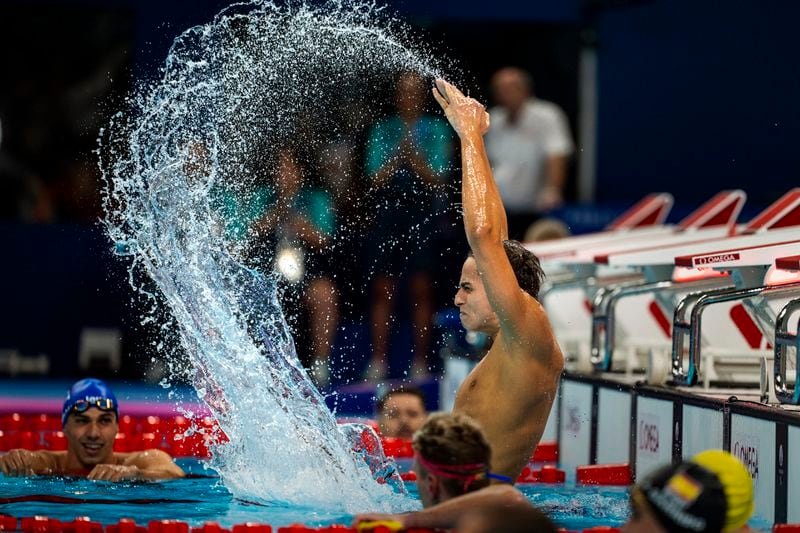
[[352, 485, 528, 530], [0, 449, 60, 476], [116, 449, 186, 480]]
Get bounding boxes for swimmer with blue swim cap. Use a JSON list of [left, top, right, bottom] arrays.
[[61, 377, 120, 426], [0, 378, 184, 481]]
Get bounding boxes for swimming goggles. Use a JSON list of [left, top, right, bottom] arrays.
[[68, 397, 116, 415]]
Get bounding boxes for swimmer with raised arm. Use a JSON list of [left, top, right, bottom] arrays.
[[0, 379, 185, 481], [432, 79, 564, 481]]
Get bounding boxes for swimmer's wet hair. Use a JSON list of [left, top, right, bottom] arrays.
[[412, 412, 492, 496], [469, 240, 545, 300]]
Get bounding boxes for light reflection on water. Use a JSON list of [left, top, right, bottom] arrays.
[[0, 460, 632, 529]]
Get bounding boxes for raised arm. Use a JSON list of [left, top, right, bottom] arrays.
[[432, 80, 507, 242], [433, 80, 536, 342]]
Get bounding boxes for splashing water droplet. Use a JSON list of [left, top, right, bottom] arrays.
[[99, 0, 449, 514]]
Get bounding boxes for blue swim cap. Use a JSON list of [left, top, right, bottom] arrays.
[[62, 378, 119, 427]]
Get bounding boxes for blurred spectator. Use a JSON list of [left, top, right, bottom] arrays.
[[255, 148, 340, 388], [624, 449, 754, 533], [523, 217, 570, 243], [375, 386, 427, 439], [486, 67, 573, 240], [364, 71, 454, 381], [0, 8, 131, 224]]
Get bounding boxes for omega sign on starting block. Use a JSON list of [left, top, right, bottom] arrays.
[[528, 189, 800, 527], [551, 372, 800, 524]]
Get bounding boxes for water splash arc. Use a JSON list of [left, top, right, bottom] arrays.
[[99, 0, 444, 512]]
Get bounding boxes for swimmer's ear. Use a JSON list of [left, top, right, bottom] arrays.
[[427, 472, 441, 500]]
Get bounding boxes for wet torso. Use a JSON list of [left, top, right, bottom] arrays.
[[453, 334, 561, 480]]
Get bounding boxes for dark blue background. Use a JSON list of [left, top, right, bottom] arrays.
[[2, 0, 797, 377]]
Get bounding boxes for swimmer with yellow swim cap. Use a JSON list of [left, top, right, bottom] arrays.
[[624, 449, 754, 533]]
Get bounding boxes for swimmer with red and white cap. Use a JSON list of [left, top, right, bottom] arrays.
[[0, 378, 185, 481]]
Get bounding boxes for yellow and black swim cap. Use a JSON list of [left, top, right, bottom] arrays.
[[692, 450, 754, 531], [635, 449, 754, 533]]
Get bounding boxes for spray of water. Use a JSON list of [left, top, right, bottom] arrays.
[[99, 0, 448, 512]]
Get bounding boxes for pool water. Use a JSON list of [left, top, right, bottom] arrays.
[[0, 459, 631, 529]]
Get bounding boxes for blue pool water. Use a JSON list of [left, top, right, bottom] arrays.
[[0, 459, 631, 529]]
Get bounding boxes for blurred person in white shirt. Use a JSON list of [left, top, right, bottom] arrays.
[[486, 67, 573, 240]]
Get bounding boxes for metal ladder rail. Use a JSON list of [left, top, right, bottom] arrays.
[[590, 277, 732, 372], [539, 272, 642, 300], [671, 282, 800, 386], [773, 298, 800, 404], [590, 280, 673, 371]]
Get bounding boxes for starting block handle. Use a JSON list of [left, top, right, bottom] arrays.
[[774, 298, 800, 404], [589, 280, 648, 371], [672, 282, 800, 387], [590, 277, 730, 374]]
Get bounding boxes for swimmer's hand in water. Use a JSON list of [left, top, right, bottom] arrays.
[[88, 464, 142, 482], [432, 79, 490, 138]]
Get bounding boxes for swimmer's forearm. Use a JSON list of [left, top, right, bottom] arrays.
[[0, 450, 57, 476], [138, 469, 186, 481], [402, 485, 527, 529], [460, 133, 508, 243], [134, 466, 186, 480], [127, 450, 186, 480]]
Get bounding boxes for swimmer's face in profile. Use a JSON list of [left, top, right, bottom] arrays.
[[454, 257, 499, 335], [64, 407, 119, 468]]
